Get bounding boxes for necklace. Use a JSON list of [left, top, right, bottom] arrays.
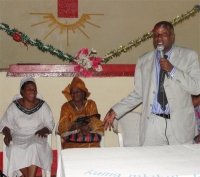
[[73, 101, 84, 112]]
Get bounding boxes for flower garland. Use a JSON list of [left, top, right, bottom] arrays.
[[0, 4, 199, 69]]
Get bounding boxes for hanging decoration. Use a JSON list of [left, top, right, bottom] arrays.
[[0, 23, 76, 62], [73, 48, 102, 77], [12, 32, 28, 48], [103, 4, 200, 63], [0, 4, 199, 65]]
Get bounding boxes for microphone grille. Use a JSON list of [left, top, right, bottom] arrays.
[[157, 45, 164, 51]]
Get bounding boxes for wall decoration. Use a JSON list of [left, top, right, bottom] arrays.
[[0, 4, 199, 69], [58, 0, 78, 18], [0, 22, 76, 62], [30, 13, 104, 46], [30, 0, 103, 46], [73, 48, 103, 76]]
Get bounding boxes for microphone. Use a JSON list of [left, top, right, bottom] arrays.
[[156, 45, 169, 78], [157, 45, 164, 58]]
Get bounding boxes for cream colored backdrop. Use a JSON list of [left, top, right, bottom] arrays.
[[0, 0, 199, 68]]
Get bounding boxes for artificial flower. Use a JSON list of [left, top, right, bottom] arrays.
[[75, 48, 89, 59], [74, 48, 103, 76]]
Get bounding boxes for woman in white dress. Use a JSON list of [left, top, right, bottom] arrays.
[[0, 77, 55, 177]]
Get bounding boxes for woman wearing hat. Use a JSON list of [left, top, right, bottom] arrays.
[[58, 77, 104, 149], [0, 77, 55, 177]]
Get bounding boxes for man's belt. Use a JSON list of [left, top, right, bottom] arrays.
[[155, 114, 170, 119]]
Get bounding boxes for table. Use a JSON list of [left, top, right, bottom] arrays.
[[59, 144, 200, 177]]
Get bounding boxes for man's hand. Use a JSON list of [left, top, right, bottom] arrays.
[[103, 109, 116, 131], [35, 127, 49, 138], [159, 58, 173, 73], [192, 95, 200, 108], [194, 134, 200, 143]]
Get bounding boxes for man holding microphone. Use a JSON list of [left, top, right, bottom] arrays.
[[103, 21, 200, 146]]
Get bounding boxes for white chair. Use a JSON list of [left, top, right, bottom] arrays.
[[42, 134, 52, 177], [55, 123, 63, 177], [100, 135, 105, 147], [113, 111, 141, 147], [2, 134, 52, 177]]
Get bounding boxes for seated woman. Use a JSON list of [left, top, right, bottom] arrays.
[[0, 77, 55, 177], [192, 94, 200, 143], [58, 77, 104, 149]]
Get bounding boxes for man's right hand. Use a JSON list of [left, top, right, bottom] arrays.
[[103, 109, 116, 131]]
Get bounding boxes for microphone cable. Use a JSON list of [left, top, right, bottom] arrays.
[[160, 71, 170, 145], [164, 117, 169, 145]]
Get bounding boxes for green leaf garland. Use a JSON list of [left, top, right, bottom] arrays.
[[0, 4, 199, 64]]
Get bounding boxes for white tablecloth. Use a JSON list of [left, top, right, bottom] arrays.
[[59, 144, 200, 177]]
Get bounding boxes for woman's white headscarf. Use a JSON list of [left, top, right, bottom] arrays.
[[13, 77, 42, 101]]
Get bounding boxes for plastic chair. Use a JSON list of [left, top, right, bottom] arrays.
[[113, 111, 141, 147], [100, 135, 105, 147], [42, 134, 52, 177], [2, 134, 52, 177], [55, 123, 62, 177]]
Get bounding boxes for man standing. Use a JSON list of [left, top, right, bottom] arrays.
[[103, 21, 200, 146]]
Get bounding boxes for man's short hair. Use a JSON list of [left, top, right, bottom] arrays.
[[154, 21, 174, 32]]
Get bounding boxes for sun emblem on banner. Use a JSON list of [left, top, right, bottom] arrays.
[[30, 13, 104, 46]]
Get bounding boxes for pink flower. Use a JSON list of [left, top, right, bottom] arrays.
[[90, 57, 102, 69], [75, 48, 89, 59], [95, 57, 102, 63], [92, 61, 99, 68], [74, 65, 81, 72]]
